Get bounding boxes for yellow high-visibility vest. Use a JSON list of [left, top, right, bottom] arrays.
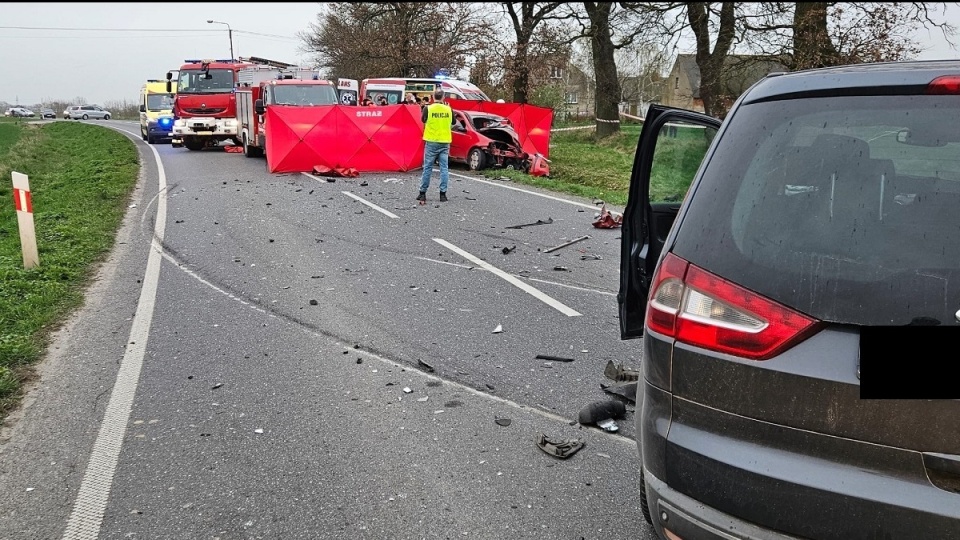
[[423, 102, 453, 143]]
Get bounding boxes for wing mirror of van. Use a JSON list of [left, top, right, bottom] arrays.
[[255, 99, 265, 116], [139, 105, 146, 113]]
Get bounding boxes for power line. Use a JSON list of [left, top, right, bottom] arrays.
[[0, 26, 302, 41], [0, 25, 213, 32]]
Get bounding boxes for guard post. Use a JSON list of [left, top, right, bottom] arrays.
[[11, 171, 39, 269]]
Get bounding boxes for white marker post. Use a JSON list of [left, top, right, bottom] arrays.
[[11, 171, 39, 269]]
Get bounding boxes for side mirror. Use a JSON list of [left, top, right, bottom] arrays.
[[139, 105, 146, 113], [166, 71, 172, 81], [255, 99, 265, 116], [166, 81, 172, 93]]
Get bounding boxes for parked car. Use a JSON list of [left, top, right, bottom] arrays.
[[69, 105, 111, 120], [449, 110, 530, 171], [63, 106, 80, 119], [619, 60, 960, 539], [40, 108, 56, 119]]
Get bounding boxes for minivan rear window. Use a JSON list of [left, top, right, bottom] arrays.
[[672, 95, 960, 325]]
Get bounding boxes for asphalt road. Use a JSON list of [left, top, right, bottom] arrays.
[[0, 120, 655, 540]]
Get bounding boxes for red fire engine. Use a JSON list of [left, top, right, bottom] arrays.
[[235, 60, 338, 159], [167, 58, 256, 150]]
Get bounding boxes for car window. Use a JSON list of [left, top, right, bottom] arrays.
[[670, 94, 960, 325]]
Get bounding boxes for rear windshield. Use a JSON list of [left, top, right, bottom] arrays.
[[673, 95, 960, 325]]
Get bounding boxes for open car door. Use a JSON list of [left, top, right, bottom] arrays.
[[618, 105, 722, 339]]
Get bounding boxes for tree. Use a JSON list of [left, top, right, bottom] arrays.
[[499, 3, 571, 103], [298, 2, 497, 81], [743, 2, 956, 71]]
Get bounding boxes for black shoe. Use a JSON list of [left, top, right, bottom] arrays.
[[439, 192, 448, 202], [416, 192, 426, 201]]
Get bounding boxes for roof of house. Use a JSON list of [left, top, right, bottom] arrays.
[[672, 53, 787, 98]]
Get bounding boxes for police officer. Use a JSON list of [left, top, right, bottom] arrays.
[[418, 89, 455, 203]]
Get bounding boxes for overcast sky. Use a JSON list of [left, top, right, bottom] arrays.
[[2, 2, 959, 107]]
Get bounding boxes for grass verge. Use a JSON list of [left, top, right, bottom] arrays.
[[0, 120, 139, 418]]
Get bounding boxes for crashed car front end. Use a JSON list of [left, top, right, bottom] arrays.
[[478, 125, 533, 172]]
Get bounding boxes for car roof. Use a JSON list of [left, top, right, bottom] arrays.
[[742, 59, 960, 104]]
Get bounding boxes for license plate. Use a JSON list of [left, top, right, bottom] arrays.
[[195, 131, 213, 135]]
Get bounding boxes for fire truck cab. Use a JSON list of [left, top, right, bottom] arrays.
[[235, 61, 338, 159], [168, 58, 254, 150]]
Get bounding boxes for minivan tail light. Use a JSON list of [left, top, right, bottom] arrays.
[[927, 76, 960, 95], [645, 253, 820, 360]]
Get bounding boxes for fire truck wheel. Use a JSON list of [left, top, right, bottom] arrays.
[[468, 148, 487, 171], [243, 134, 259, 158], [184, 138, 204, 151]]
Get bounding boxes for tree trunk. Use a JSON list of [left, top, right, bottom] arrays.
[[792, 2, 840, 69], [584, 2, 621, 138], [512, 42, 531, 103], [688, 2, 736, 119]]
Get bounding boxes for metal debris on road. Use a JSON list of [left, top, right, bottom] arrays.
[[536, 432, 584, 460], [506, 217, 554, 229], [535, 354, 574, 363], [543, 235, 590, 253], [502, 245, 516, 254], [495, 417, 512, 427], [492, 324, 503, 333]]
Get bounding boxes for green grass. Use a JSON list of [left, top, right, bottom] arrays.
[[0, 121, 139, 416], [485, 122, 708, 206]]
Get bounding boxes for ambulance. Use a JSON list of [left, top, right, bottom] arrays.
[[139, 79, 177, 144]]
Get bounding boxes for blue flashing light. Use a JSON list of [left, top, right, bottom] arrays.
[[434, 73, 449, 80], [158, 117, 173, 128]]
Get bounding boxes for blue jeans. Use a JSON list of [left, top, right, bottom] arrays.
[[419, 141, 449, 193]]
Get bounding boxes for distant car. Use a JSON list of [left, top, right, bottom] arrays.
[[64, 106, 80, 119], [449, 110, 530, 171], [40, 108, 56, 119], [69, 105, 111, 120], [8, 107, 35, 118]]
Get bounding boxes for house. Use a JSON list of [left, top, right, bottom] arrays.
[[557, 64, 595, 120], [662, 54, 787, 113]]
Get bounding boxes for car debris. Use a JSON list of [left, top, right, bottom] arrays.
[[543, 235, 590, 253], [536, 432, 584, 459], [506, 217, 554, 229], [600, 381, 639, 404], [604, 360, 640, 382], [578, 400, 627, 432], [535, 354, 574, 363]]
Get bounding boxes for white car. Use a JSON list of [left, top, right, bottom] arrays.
[[63, 106, 80, 119], [69, 105, 111, 120], [8, 107, 35, 117]]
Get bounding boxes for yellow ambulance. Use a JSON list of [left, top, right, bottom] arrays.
[[139, 79, 177, 144]]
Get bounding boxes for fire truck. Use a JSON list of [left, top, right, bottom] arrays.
[[167, 58, 256, 150], [235, 60, 338, 159]]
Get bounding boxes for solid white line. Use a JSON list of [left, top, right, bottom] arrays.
[[341, 191, 399, 219], [62, 132, 166, 540], [432, 238, 581, 317]]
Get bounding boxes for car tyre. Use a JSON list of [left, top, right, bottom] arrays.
[[81, 114, 89, 120], [104, 114, 111, 120], [467, 148, 487, 171]]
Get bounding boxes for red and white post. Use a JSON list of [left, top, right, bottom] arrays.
[[12, 171, 39, 269]]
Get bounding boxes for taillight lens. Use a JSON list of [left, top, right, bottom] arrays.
[[927, 76, 960, 95], [645, 253, 820, 360]]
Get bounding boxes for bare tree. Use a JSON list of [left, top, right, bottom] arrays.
[[743, 2, 956, 70], [299, 2, 497, 81], [498, 3, 571, 103]]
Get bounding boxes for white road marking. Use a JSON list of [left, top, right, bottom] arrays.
[[341, 191, 399, 219], [415, 256, 616, 297], [63, 131, 166, 540], [446, 170, 621, 216], [432, 238, 582, 317]]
